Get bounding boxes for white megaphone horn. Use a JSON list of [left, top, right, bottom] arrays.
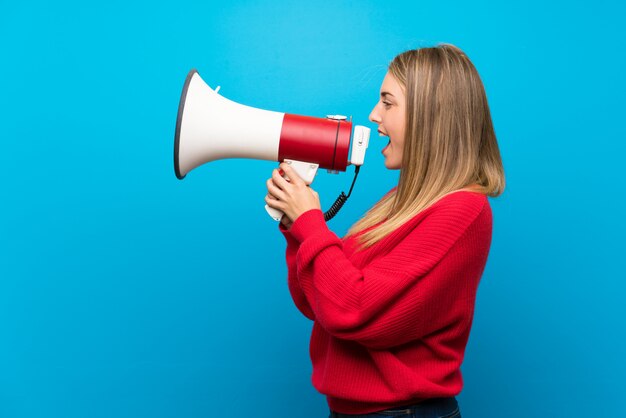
[[174, 69, 370, 221]]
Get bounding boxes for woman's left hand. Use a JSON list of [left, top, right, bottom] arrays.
[[265, 162, 321, 223]]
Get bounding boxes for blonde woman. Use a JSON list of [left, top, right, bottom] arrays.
[[265, 44, 505, 418]]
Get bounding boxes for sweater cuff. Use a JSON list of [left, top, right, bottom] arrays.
[[289, 209, 328, 243], [278, 221, 299, 247]]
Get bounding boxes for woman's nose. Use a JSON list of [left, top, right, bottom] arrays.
[[369, 105, 381, 123]]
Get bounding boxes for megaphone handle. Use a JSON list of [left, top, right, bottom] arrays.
[[265, 160, 319, 221], [265, 205, 285, 222]]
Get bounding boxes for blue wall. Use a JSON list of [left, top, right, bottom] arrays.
[[1, 1, 624, 417]]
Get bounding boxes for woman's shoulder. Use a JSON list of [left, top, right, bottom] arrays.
[[375, 187, 489, 230], [371, 190, 490, 255], [430, 189, 488, 212], [415, 189, 491, 232]]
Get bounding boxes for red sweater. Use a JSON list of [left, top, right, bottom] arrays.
[[280, 190, 492, 414]]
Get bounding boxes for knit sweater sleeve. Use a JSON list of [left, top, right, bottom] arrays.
[[288, 194, 488, 349], [279, 223, 316, 320]]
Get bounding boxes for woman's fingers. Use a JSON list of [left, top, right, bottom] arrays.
[[272, 168, 292, 189], [279, 163, 306, 186], [265, 193, 282, 209], [266, 163, 319, 221], [266, 177, 286, 200]]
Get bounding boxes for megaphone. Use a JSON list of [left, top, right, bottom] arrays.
[[174, 69, 370, 221]]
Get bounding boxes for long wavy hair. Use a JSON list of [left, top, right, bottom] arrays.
[[346, 44, 505, 248]]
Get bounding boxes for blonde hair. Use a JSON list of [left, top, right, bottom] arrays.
[[346, 44, 505, 248]]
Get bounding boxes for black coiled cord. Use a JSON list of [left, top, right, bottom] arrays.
[[324, 165, 361, 221]]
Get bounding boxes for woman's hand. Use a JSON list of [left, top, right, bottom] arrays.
[[265, 162, 321, 225]]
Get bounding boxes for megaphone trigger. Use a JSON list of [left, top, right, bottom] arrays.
[[283, 160, 319, 185]]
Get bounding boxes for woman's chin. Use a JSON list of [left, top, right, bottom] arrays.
[[384, 159, 401, 170]]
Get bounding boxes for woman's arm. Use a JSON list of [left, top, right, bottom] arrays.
[[279, 222, 316, 320], [289, 194, 490, 349]]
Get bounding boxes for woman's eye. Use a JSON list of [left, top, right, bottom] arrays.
[[382, 101, 392, 108]]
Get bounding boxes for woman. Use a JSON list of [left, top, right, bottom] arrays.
[[265, 44, 505, 418]]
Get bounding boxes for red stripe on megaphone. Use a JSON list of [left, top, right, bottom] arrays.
[[278, 114, 351, 171]]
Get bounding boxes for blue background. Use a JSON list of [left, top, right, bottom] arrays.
[[1, 1, 624, 417]]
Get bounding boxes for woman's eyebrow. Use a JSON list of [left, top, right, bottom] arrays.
[[381, 91, 395, 98]]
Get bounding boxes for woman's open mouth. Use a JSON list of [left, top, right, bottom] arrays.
[[382, 139, 391, 154]]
